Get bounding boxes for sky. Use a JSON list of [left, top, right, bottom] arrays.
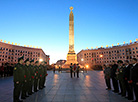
[[0, 0, 138, 64]]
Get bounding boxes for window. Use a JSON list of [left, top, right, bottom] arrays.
[[133, 48, 135, 50], [136, 47, 138, 49], [3, 48, 5, 50], [6, 48, 8, 51]]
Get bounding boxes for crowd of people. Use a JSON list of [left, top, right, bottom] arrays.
[[13, 56, 48, 102], [103, 58, 138, 102], [0, 63, 14, 77]]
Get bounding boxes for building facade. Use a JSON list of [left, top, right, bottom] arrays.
[[0, 41, 50, 65], [77, 41, 138, 67]]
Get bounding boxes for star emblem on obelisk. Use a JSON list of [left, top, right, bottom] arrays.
[[70, 6, 73, 11]]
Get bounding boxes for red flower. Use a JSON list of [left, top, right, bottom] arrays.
[[117, 69, 119, 71], [46, 74, 48, 76], [24, 75, 26, 78], [125, 78, 127, 80], [36, 71, 38, 73], [31, 76, 34, 79], [128, 80, 133, 83], [40, 75, 42, 77]]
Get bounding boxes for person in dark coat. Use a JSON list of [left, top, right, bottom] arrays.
[[70, 63, 73, 78], [34, 61, 39, 92], [103, 64, 111, 90], [21, 58, 29, 99], [116, 60, 126, 97], [130, 58, 138, 102], [13, 56, 24, 102], [110, 60, 119, 93], [28, 59, 35, 95], [76, 63, 80, 78], [124, 60, 133, 100]]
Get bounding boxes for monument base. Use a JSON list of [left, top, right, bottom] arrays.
[[62, 53, 78, 68]]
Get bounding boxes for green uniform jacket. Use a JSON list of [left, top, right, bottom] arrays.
[[38, 65, 43, 79], [34, 65, 39, 79], [116, 66, 124, 80], [13, 63, 25, 83], [24, 65, 30, 81], [29, 65, 35, 80]]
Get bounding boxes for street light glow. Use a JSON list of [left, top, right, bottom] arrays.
[[81, 58, 84, 61], [86, 65, 89, 68], [100, 54, 103, 58], [39, 59, 43, 62]]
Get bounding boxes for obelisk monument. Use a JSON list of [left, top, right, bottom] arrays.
[[63, 6, 78, 68]]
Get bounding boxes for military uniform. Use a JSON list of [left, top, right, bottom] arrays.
[[34, 61, 39, 92], [124, 64, 133, 100], [131, 63, 138, 102], [42, 62, 48, 88], [21, 58, 30, 99], [38, 64, 43, 89], [103, 67, 111, 89], [111, 63, 119, 93], [13, 56, 24, 102], [28, 60, 35, 94], [116, 65, 126, 96]]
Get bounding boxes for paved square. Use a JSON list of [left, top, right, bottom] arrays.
[[0, 71, 132, 102]]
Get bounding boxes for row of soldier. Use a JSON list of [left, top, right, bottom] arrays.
[[13, 56, 48, 102], [103, 58, 138, 102]]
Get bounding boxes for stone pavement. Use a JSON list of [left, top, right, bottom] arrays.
[[0, 71, 132, 102]]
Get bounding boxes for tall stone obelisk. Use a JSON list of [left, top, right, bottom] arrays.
[[63, 6, 78, 67]]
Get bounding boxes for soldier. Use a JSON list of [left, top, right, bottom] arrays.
[[13, 56, 24, 102], [116, 60, 126, 97], [28, 59, 35, 95], [70, 63, 73, 78], [42, 61, 48, 88], [110, 60, 119, 93], [103, 64, 111, 90], [34, 61, 39, 92], [76, 63, 80, 78], [130, 58, 138, 102], [124, 60, 133, 100], [21, 58, 29, 99], [39, 61, 43, 89]]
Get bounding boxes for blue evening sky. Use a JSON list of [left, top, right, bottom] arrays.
[[0, 0, 138, 64]]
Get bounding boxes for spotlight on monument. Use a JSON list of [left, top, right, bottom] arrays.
[[39, 59, 43, 62]]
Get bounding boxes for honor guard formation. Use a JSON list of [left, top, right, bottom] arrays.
[[13, 56, 48, 102], [103, 58, 138, 102]]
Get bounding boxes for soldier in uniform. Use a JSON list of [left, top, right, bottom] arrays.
[[42, 61, 48, 88], [13, 56, 24, 102], [123, 60, 133, 100], [70, 63, 73, 78], [110, 60, 119, 93], [116, 60, 126, 97], [39, 61, 43, 89], [34, 61, 39, 92], [28, 59, 35, 95], [21, 58, 29, 99], [130, 58, 138, 102]]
